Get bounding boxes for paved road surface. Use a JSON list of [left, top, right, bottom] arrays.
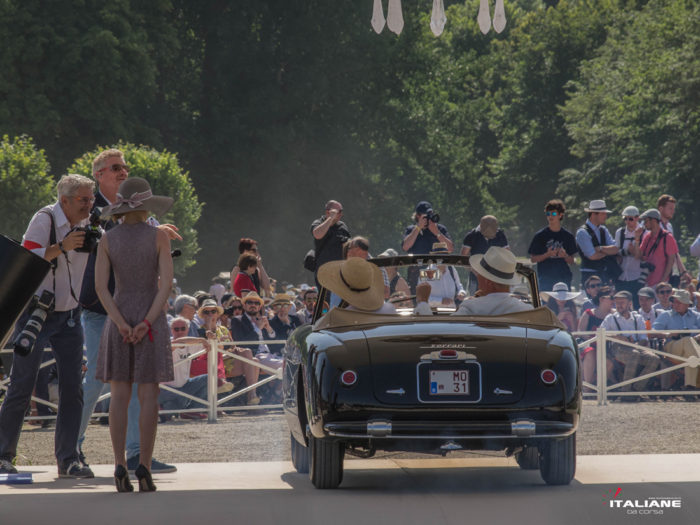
[[2, 455, 699, 525]]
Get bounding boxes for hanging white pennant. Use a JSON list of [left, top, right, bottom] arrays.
[[493, 0, 507, 33], [430, 0, 447, 37], [477, 0, 491, 35], [387, 0, 404, 35], [371, 0, 386, 34]]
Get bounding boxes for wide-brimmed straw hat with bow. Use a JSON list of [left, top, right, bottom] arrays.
[[542, 282, 581, 302], [100, 177, 173, 218], [317, 257, 384, 311], [469, 246, 521, 286]]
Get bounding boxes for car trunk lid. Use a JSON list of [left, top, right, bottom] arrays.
[[362, 322, 528, 405]]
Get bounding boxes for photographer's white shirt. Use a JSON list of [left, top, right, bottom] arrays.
[[22, 202, 90, 312]]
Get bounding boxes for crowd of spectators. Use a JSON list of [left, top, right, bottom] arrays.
[[4, 191, 700, 480]]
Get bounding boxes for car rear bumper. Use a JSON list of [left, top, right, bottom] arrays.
[[323, 418, 576, 440]]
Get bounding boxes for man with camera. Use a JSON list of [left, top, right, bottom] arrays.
[[638, 208, 678, 288], [0, 175, 96, 477], [402, 200, 454, 255], [310, 200, 351, 282]]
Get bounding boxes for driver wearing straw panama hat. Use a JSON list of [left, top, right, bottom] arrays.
[[317, 257, 396, 314], [452, 247, 533, 316]]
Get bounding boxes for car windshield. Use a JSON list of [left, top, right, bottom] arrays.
[[317, 255, 538, 318]]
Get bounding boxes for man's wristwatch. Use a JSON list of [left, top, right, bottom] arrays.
[[58, 241, 67, 255]]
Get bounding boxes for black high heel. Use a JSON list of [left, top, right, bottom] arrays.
[[114, 464, 133, 493], [135, 464, 156, 492]]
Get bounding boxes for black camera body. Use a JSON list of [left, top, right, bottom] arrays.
[[425, 209, 440, 224], [637, 261, 656, 285], [640, 261, 656, 272], [70, 208, 102, 253], [13, 290, 55, 356]]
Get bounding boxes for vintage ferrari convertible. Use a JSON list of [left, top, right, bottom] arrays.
[[282, 255, 581, 489]]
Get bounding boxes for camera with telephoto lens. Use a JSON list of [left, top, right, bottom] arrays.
[[637, 261, 656, 284], [425, 209, 440, 224], [13, 290, 55, 356], [70, 207, 102, 253]]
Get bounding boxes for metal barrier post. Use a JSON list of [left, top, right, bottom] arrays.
[[207, 340, 218, 423], [596, 327, 607, 405]]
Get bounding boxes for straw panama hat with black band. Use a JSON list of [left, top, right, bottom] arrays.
[[100, 177, 173, 218], [317, 257, 385, 311], [469, 246, 521, 286], [197, 298, 223, 317], [584, 200, 612, 214], [242, 291, 265, 306], [269, 293, 294, 308]]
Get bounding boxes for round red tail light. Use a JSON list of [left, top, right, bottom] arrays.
[[541, 369, 557, 385], [340, 370, 358, 386]]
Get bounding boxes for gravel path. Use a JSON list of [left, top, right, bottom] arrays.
[[12, 401, 700, 467]]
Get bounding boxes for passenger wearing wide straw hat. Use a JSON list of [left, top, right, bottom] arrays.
[[575, 199, 619, 286], [94, 176, 175, 492], [317, 257, 396, 314], [452, 247, 532, 316]]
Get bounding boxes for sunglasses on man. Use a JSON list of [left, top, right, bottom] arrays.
[[586, 283, 602, 289], [545, 211, 561, 217], [172, 326, 188, 332], [201, 309, 219, 315], [98, 163, 130, 174]]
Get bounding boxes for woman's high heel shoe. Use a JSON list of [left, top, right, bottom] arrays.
[[135, 464, 156, 492], [114, 464, 133, 493]]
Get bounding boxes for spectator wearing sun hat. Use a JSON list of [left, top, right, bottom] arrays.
[[542, 282, 580, 332], [652, 289, 700, 392], [613, 205, 645, 307], [602, 290, 658, 399], [379, 248, 410, 297], [269, 294, 302, 354], [576, 199, 620, 286]]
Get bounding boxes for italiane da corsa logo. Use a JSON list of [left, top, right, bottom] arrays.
[[604, 487, 683, 515]]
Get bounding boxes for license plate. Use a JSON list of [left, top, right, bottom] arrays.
[[430, 369, 469, 395]]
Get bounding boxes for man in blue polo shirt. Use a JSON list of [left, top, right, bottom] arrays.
[[652, 289, 700, 393], [402, 200, 453, 255]]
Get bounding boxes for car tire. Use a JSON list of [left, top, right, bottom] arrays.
[[515, 446, 540, 470], [539, 433, 576, 485], [290, 433, 310, 474], [309, 434, 344, 489]]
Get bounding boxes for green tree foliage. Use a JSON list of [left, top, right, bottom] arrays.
[[2, 0, 699, 286], [0, 0, 195, 170], [0, 135, 55, 241], [69, 143, 203, 276], [561, 0, 700, 253]]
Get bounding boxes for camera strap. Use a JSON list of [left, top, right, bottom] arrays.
[[40, 209, 81, 307]]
